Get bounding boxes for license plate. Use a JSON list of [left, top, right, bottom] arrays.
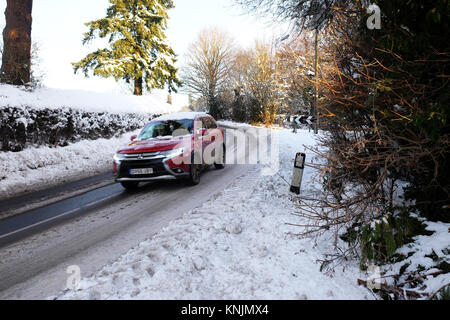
[[129, 168, 154, 175]]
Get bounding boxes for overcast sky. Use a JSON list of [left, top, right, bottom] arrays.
[[0, 0, 286, 94]]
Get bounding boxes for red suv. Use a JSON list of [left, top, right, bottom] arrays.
[[113, 112, 225, 189]]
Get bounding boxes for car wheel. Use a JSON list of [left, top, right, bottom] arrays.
[[121, 181, 139, 190], [214, 144, 226, 170], [188, 153, 202, 186]]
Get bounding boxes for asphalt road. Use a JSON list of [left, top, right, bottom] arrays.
[[0, 179, 127, 246], [0, 127, 259, 299], [0, 172, 115, 220]]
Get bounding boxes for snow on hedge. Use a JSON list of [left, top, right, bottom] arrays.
[[0, 84, 182, 115], [0, 84, 185, 152], [0, 106, 155, 152]]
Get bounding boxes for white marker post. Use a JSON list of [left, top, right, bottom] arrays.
[[290, 153, 306, 195]]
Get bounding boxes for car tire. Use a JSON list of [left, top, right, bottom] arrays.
[[121, 181, 139, 190], [187, 153, 202, 186], [214, 144, 226, 170]]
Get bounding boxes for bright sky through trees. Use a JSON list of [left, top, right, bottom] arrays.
[[0, 0, 285, 93]]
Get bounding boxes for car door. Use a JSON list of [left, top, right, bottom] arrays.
[[203, 117, 222, 163], [201, 117, 213, 163], [193, 117, 207, 166]]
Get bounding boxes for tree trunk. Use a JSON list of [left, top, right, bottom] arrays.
[[313, 28, 319, 134], [134, 77, 143, 96], [1, 0, 33, 86]]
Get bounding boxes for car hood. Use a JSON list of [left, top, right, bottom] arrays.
[[117, 136, 191, 154]]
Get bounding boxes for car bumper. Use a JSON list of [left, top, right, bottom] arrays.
[[114, 157, 190, 183], [116, 175, 179, 182]]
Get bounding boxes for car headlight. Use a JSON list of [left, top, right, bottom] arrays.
[[161, 148, 184, 159], [113, 153, 126, 162]]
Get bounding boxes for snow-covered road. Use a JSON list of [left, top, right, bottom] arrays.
[[0, 162, 256, 299], [0, 127, 257, 299], [50, 128, 371, 300], [0, 127, 376, 300]]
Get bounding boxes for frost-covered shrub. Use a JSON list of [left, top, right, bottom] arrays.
[[0, 106, 160, 152], [340, 209, 434, 269], [432, 286, 450, 300]]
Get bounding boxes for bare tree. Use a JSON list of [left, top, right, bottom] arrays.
[[181, 27, 235, 118], [1, 0, 33, 86], [230, 41, 282, 126], [276, 35, 317, 115], [245, 41, 281, 126]]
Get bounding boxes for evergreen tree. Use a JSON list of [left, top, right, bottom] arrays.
[[73, 0, 181, 95]]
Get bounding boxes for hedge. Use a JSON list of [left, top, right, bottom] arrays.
[[0, 106, 159, 152]]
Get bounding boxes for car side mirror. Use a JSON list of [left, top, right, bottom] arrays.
[[130, 135, 137, 141]]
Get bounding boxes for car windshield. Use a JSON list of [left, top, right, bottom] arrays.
[[138, 119, 194, 140]]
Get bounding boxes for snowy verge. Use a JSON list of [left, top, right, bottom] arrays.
[[0, 130, 140, 201], [217, 120, 253, 129], [54, 129, 372, 300]]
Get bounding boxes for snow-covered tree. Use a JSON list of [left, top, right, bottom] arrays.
[[276, 35, 318, 115], [73, 0, 181, 96], [232, 41, 282, 125]]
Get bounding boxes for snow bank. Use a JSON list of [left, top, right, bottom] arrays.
[[0, 84, 182, 115], [55, 129, 372, 300], [0, 129, 140, 200]]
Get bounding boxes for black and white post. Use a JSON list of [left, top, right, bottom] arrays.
[[290, 153, 306, 195]]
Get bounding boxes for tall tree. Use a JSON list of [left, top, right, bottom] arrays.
[[1, 0, 33, 86], [234, 41, 281, 125], [181, 27, 235, 118], [73, 0, 181, 96], [276, 36, 316, 115]]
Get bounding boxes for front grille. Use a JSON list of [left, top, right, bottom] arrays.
[[122, 152, 162, 160]]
